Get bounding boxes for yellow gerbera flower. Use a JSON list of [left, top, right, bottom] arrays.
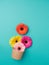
[[9, 36, 22, 47]]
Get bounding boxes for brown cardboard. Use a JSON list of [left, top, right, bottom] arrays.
[[12, 48, 24, 60]]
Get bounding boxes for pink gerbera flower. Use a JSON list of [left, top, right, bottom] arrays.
[[21, 36, 32, 48], [14, 42, 25, 52]]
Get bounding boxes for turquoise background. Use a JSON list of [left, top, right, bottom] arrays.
[[0, 0, 49, 65]]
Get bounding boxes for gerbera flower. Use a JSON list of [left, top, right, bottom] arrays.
[[9, 36, 22, 47], [14, 42, 25, 52], [21, 36, 32, 48], [16, 23, 28, 35]]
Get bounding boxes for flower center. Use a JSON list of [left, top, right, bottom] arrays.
[[18, 47, 21, 50], [15, 40, 18, 42], [20, 27, 24, 30], [25, 40, 28, 43]]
